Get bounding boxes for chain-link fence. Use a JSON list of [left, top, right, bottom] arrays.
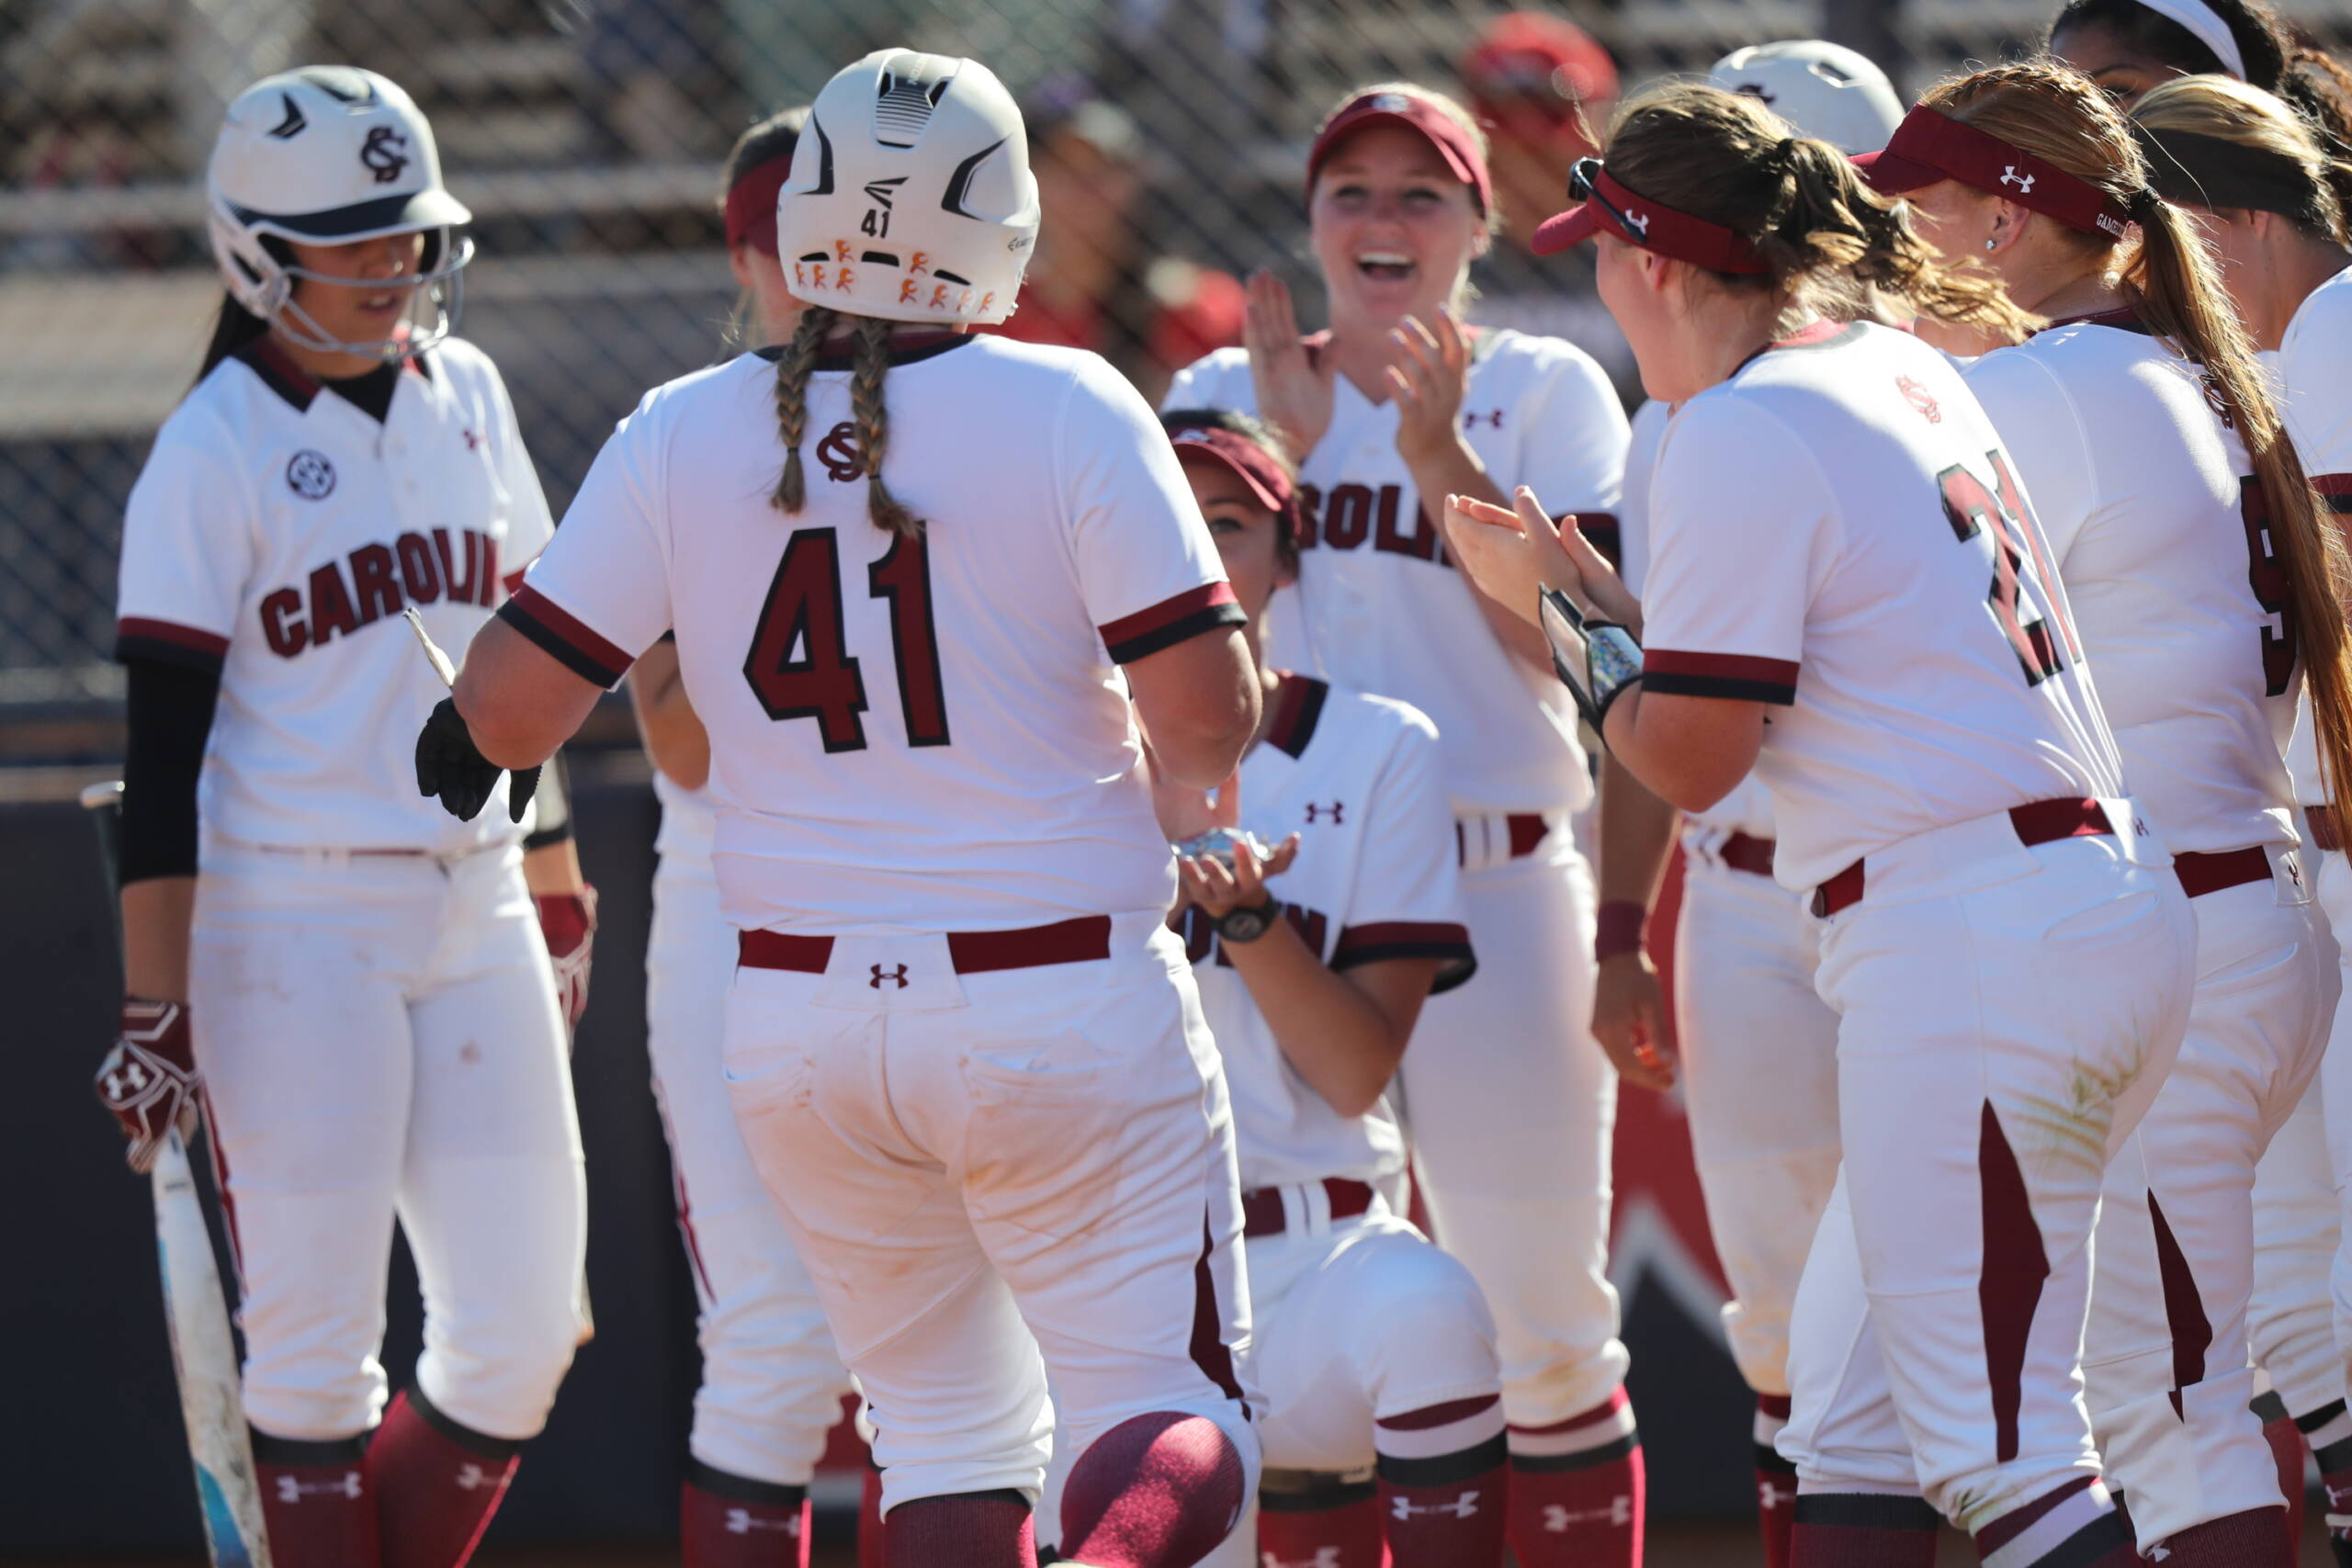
[[6, 0, 2352, 728]]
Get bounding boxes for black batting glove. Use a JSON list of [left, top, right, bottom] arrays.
[[416, 697, 540, 822]]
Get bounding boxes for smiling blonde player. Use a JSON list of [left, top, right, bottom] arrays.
[[95, 65, 590, 1568], [418, 50, 1264, 1568], [1165, 83, 1639, 1568]]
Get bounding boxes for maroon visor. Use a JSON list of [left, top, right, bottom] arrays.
[[1307, 89, 1493, 216], [1857, 106, 2134, 240], [1168, 423, 1299, 532], [723, 152, 795, 255], [1532, 158, 1768, 274]]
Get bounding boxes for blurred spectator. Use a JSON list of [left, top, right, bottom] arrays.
[[1455, 11, 1637, 400], [987, 85, 1245, 401]]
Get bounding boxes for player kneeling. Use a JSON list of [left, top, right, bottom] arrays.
[[1157, 411, 1508, 1568]]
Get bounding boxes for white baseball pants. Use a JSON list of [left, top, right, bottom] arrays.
[[720, 915, 1260, 1518], [1396, 829, 1626, 1429], [1779, 821, 2195, 1533], [1673, 838, 1838, 1399], [188, 839, 584, 1443], [647, 856, 854, 1486], [2085, 849, 2332, 1547]]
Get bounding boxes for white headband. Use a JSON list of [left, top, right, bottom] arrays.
[[2133, 0, 2249, 79]]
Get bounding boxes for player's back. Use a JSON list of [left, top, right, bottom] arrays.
[[638, 333, 1237, 933], [1966, 317, 2290, 855]]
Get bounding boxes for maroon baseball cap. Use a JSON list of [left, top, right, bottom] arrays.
[[1167, 422, 1300, 534], [1532, 158, 1769, 274], [1307, 88, 1493, 216], [1461, 13, 1618, 120], [1857, 106, 2134, 240]]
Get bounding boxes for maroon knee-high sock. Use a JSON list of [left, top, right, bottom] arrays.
[[2251, 1391, 2305, 1555], [254, 1429, 380, 1568], [1256, 1479, 1385, 1568], [1378, 1444, 1508, 1566], [2148, 1506, 2294, 1567], [681, 1457, 810, 1568], [1754, 1394, 1796, 1568], [1059, 1412, 1246, 1568], [859, 1462, 888, 1568], [2309, 1404, 2352, 1567], [1505, 1389, 1643, 1567], [367, 1390, 521, 1568], [885, 1490, 1035, 1568], [1789, 1494, 1939, 1567], [1969, 1478, 2138, 1568]]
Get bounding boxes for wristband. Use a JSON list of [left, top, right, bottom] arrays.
[[1594, 899, 1648, 962]]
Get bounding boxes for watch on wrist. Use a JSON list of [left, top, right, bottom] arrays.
[[1216, 897, 1283, 944]]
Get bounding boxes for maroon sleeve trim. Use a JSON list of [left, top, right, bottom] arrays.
[[115, 616, 230, 672], [1099, 581, 1244, 663], [2313, 473, 2352, 513], [498, 584, 633, 689], [1645, 649, 1799, 705], [1332, 920, 1478, 992]]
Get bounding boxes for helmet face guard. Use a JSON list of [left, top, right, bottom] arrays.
[[263, 227, 472, 361]]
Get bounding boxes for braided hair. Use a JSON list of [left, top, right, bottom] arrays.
[[768, 306, 923, 538]]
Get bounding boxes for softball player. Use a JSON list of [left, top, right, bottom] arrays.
[[1590, 51, 1897, 1568], [1445, 83, 2197, 1567], [1866, 63, 2352, 1557], [623, 107, 857, 1566], [2134, 71, 2352, 1551], [1164, 83, 1640, 1568], [2050, 0, 2352, 135], [93, 66, 591, 1568], [1148, 410, 1503, 1568], [420, 50, 1261, 1567]]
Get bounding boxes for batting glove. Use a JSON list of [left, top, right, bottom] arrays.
[[415, 697, 540, 823], [94, 998, 200, 1173], [536, 885, 598, 1032]]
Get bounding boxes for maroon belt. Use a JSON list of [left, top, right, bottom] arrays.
[[1812, 798, 2115, 919], [1242, 1178, 1375, 1238], [1456, 813, 1550, 866], [1720, 831, 1776, 878], [2310, 806, 2342, 854], [737, 915, 1113, 976], [2174, 846, 2273, 899]]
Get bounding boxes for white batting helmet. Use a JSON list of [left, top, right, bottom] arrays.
[[206, 66, 473, 359], [1708, 40, 1905, 155], [776, 50, 1039, 326]]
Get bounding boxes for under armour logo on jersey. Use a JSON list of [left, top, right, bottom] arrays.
[[461, 428, 483, 451], [1896, 376, 1941, 424], [360, 126, 411, 185], [2000, 165, 2036, 194], [276, 1472, 362, 1504], [266, 93, 308, 140], [1544, 1494, 1633, 1530], [870, 964, 910, 989], [1393, 1490, 1480, 1520], [817, 421, 863, 482], [1305, 801, 1345, 825], [1462, 409, 1504, 430], [1261, 1551, 1342, 1568], [287, 449, 337, 500], [724, 1508, 802, 1536]]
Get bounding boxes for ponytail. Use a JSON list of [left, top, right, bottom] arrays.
[[1931, 58, 2352, 812], [768, 305, 924, 538], [193, 290, 272, 389]]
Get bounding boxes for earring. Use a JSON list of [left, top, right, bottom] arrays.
[[1985, 239, 1997, 251]]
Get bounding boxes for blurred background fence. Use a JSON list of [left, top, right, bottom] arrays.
[[0, 0, 2346, 737]]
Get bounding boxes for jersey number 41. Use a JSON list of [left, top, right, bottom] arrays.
[[743, 526, 951, 752]]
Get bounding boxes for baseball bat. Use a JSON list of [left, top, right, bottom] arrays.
[[83, 780, 275, 1568]]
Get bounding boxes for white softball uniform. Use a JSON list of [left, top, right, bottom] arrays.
[[1618, 396, 1838, 1404], [1167, 330, 1636, 1434], [1638, 321, 2195, 1539], [1967, 314, 2332, 1546], [512, 334, 1259, 1515], [646, 768, 854, 1487], [2251, 266, 2352, 1431], [117, 335, 582, 1441], [1182, 678, 1498, 1473]]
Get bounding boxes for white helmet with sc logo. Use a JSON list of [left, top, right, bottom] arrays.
[[776, 50, 1040, 326], [206, 65, 473, 359]]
